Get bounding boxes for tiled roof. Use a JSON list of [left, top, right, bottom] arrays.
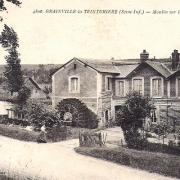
[[145, 61, 172, 78], [53, 57, 180, 79], [76, 58, 120, 74], [115, 64, 140, 78]]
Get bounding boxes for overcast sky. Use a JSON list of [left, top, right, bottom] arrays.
[[1, 0, 180, 64]]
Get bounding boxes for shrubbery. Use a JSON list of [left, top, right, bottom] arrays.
[[75, 146, 180, 179], [116, 92, 153, 149], [14, 101, 61, 130]]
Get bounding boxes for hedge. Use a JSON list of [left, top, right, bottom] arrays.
[[0, 124, 39, 142], [75, 146, 180, 179]]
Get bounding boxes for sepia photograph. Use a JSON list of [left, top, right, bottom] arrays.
[[0, 0, 179, 179]]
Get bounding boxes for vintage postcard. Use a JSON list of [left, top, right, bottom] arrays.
[[0, 0, 179, 180]]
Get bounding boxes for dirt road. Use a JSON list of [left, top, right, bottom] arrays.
[[0, 135, 177, 180]]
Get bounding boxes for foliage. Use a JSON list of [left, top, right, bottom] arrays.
[[56, 98, 98, 129], [14, 102, 61, 129], [23, 65, 60, 84], [0, 124, 39, 142], [116, 92, 153, 148], [0, 0, 21, 11], [75, 146, 180, 179], [16, 85, 31, 105], [0, 24, 23, 95]]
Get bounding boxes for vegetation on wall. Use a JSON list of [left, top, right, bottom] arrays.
[[56, 98, 98, 129]]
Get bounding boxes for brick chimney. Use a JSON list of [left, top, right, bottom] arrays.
[[140, 50, 149, 62], [172, 49, 180, 71]]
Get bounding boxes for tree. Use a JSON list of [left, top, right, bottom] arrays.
[[116, 92, 153, 149], [0, 0, 21, 11], [0, 24, 23, 95], [16, 85, 31, 105]]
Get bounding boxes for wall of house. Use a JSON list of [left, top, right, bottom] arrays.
[[126, 63, 168, 97], [52, 60, 98, 112]]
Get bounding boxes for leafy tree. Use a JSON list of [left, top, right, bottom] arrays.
[[116, 91, 153, 148], [0, 24, 23, 95], [16, 85, 31, 105], [14, 102, 61, 129], [0, 0, 21, 11]]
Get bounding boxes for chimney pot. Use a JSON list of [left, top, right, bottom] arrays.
[[171, 49, 179, 71], [140, 49, 149, 62]]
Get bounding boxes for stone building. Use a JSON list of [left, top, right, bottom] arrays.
[[52, 50, 180, 128]]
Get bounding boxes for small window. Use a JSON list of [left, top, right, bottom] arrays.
[[74, 63, 77, 69], [116, 80, 125, 97], [69, 76, 79, 93], [151, 109, 157, 123], [106, 76, 112, 91], [132, 78, 144, 95]]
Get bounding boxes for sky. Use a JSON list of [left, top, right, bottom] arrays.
[[1, 0, 180, 64]]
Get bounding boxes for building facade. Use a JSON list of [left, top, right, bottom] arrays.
[[52, 50, 180, 128]]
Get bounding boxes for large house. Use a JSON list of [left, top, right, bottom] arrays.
[[52, 50, 180, 128]]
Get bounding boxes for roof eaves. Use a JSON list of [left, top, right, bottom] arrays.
[[145, 61, 169, 78]]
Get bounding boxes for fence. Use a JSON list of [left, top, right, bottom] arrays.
[[79, 131, 107, 147]]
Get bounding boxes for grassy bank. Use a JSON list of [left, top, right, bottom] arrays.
[[0, 123, 92, 143], [75, 146, 180, 179], [0, 124, 40, 142]]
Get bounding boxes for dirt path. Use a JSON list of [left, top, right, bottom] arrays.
[[0, 135, 177, 180]]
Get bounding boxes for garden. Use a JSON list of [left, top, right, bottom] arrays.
[[75, 92, 180, 179]]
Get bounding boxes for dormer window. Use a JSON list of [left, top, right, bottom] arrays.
[[69, 76, 80, 93]]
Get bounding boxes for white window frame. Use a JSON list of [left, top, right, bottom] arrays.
[[176, 76, 180, 98], [69, 75, 80, 93], [116, 80, 125, 97], [150, 76, 164, 98], [105, 75, 112, 91], [132, 77, 144, 96]]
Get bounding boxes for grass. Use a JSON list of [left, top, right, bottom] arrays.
[[0, 169, 42, 180], [0, 123, 94, 143], [0, 124, 40, 142], [75, 146, 180, 179]]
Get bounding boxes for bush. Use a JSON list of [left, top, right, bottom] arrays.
[[116, 92, 153, 148], [46, 125, 71, 142], [75, 146, 180, 179], [14, 102, 61, 130]]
